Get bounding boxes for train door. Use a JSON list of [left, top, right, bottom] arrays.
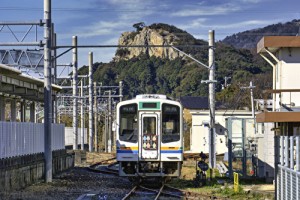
[[139, 112, 160, 160]]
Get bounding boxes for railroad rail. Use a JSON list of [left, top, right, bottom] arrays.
[[122, 183, 183, 200], [88, 157, 119, 175]]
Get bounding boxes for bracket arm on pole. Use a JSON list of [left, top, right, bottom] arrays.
[[54, 47, 74, 60], [171, 46, 210, 69]]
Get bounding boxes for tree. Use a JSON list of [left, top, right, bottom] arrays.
[[133, 22, 145, 32]]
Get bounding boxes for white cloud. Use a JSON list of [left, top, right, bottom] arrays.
[[79, 21, 126, 38], [210, 20, 277, 30], [102, 37, 120, 45], [174, 18, 282, 40], [103, 0, 157, 20], [240, 0, 262, 3], [171, 3, 241, 17], [106, 0, 152, 8], [177, 18, 207, 30], [58, 20, 127, 40], [177, 18, 277, 31]]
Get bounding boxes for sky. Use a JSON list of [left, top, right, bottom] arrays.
[[0, 0, 300, 76]]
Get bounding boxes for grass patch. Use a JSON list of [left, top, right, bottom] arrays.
[[167, 161, 275, 200]]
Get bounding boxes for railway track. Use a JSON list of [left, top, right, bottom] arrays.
[[87, 156, 227, 199], [88, 157, 119, 175], [122, 183, 183, 200]]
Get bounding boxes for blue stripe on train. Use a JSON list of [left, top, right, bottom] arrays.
[[160, 150, 183, 153], [117, 150, 183, 153], [117, 150, 138, 153]]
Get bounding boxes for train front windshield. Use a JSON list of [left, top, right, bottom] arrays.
[[162, 104, 180, 143], [119, 104, 138, 143]]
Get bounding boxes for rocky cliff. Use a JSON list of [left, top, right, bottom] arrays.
[[114, 25, 182, 61]]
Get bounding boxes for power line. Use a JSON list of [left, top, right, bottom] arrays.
[[0, 6, 300, 14]]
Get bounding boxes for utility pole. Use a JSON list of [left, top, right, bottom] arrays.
[[94, 82, 98, 152], [88, 52, 94, 152], [119, 81, 123, 102], [241, 81, 256, 132], [240, 81, 257, 178], [250, 81, 255, 121], [52, 24, 57, 124], [108, 90, 112, 153], [72, 36, 78, 150], [201, 30, 216, 180], [208, 30, 216, 177], [80, 80, 84, 150], [171, 31, 216, 179], [44, 0, 52, 183], [224, 76, 231, 89], [104, 111, 108, 152], [53, 33, 57, 84]]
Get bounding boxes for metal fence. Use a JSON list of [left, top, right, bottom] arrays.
[[277, 136, 300, 200], [0, 122, 65, 159]]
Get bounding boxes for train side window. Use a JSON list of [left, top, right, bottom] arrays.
[[119, 104, 138, 143], [162, 104, 180, 143]]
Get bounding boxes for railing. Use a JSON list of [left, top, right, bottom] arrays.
[[278, 136, 300, 200], [263, 89, 300, 111], [0, 122, 65, 159], [216, 161, 228, 176], [278, 166, 300, 200]]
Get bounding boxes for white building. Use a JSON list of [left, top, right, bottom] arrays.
[[181, 96, 274, 180], [257, 36, 300, 111], [190, 110, 254, 154], [256, 36, 300, 199]]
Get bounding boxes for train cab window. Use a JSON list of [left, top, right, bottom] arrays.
[[119, 104, 138, 143], [162, 104, 180, 143]]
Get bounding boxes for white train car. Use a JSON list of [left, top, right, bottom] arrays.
[[116, 94, 183, 179]]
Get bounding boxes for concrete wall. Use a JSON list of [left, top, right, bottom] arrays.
[[257, 123, 274, 182], [0, 150, 74, 192]]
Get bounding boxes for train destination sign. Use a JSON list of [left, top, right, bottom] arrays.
[[121, 104, 137, 113]]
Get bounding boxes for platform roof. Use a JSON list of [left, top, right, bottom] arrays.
[[257, 36, 300, 54], [0, 64, 61, 102]]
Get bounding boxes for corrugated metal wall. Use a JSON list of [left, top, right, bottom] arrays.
[[0, 122, 65, 159]]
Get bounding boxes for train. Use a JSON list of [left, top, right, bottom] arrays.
[[116, 94, 183, 180]]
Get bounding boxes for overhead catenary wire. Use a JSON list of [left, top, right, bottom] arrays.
[[221, 87, 244, 116], [0, 6, 299, 14], [230, 88, 247, 116]]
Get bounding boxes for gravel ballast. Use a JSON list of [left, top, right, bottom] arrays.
[[0, 167, 133, 200]]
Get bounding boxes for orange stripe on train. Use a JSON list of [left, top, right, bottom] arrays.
[[120, 147, 138, 150], [160, 147, 180, 150]]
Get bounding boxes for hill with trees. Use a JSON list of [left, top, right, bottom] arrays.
[[222, 19, 300, 49], [76, 22, 278, 110]]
